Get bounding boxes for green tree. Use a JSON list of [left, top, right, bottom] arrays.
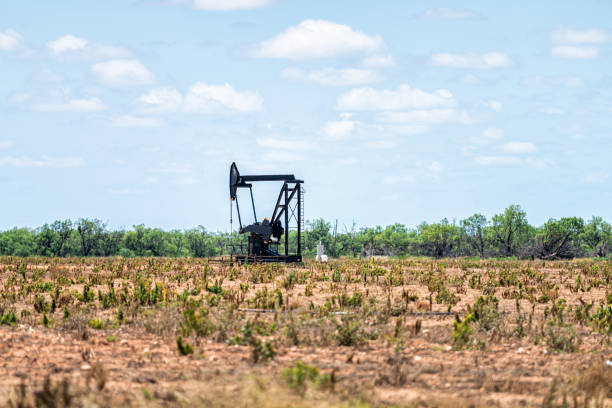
[[76, 219, 105, 256], [489, 205, 531, 256], [417, 219, 460, 258], [581, 216, 612, 257], [535, 217, 584, 259], [460, 214, 488, 257]]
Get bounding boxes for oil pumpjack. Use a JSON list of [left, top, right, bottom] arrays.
[[229, 162, 303, 263]]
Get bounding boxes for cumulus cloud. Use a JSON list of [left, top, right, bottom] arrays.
[[262, 151, 303, 162], [91, 59, 154, 86], [430, 52, 513, 69], [337, 84, 455, 111], [424, 8, 477, 19], [361, 54, 395, 68], [137, 87, 183, 113], [540, 107, 564, 115], [257, 137, 313, 150], [584, 171, 609, 183], [383, 175, 415, 184], [184, 82, 263, 113], [111, 115, 164, 128], [186, 0, 274, 10], [136, 83, 262, 114], [552, 28, 609, 44], [488, 100, 502, 111], [281, 67, 382, 86], [474, 156, 522, 166], [47, 35, 131, 60], [522, 76, 583, 87], [0, 140, 13, 150], [501, 141, 538, 154], [427, 161, 444, 178], [0, 155, 85, 168], [250, 19, 385, 60], [0, 29, 22, 51], [322, 120, 356, 139], [551, 46, 598, 59], [380, 109, 472, 124], [32, 98, 108, 113], [48, 35, 88, 54]]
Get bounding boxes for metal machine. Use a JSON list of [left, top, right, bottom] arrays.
[[229, 162, 303, 263]]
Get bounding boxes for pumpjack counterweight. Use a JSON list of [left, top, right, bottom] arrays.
[[229, 162, 303, 263]]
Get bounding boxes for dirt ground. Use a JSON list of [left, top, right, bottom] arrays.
[[1, 257, 612, 407]]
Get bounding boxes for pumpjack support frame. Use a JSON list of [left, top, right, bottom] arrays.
[[229, 162, 303, 264]]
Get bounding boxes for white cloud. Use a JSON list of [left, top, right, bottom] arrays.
[[188, 0, 273, 10], [361, 54, 395, 68], [0, 155, 85, 168], [540, 107, 564, 115], [0, 29, 22, 51], [430, 52, 513, 69], [91, 59, 154, 86], [138, 87, 183, 113], [482, 128, 504, 142], [184, 82, 263, 113], [337, 84, 454, 111], [48, 35, 88, 54], [111, 115, 164, 128], [0, 140, 13, 150], [424, 8, 477, 19], [250, 19, 385, 60], [281, 67, 382, 86], [364, 140, 393, 149], [136, 83, 262, 114], [552, 28, 609, 44], [462, 74, 481, 84], [488, 100, 502, 111], [551, 46, 598, 59], [32, 98, 108, 113], [475, 156, 523, 166], [475, 156, 552, 167], [584, 171, 609, 183], [257, 137, 313, 150], [380, 109, 472, 124], [384, 175, 415, 184], [522, 76, 583, 87], [322, 120, 356, 139], [386, 125, 430, 135], [428, 161, 444, 175], [47, 35, 131, 59], [262, 151, 303, 162], [501, 141, 538, 154]]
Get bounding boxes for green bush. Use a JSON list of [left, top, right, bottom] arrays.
[[176, 335, 194, 355]]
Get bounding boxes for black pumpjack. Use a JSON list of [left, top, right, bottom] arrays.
[[229, 162, 303, 263]]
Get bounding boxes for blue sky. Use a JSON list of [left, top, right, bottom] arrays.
[[1, 0, 611, 232]]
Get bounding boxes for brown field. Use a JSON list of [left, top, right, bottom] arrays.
[[1, 257, 612, 407]]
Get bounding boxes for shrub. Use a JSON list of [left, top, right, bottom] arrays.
[[88, 318, 104, 330], [335, 316, 361, 346], [282, 360, 319, 391], [176, 335, 194, 355], [0, 309, 18, 326]]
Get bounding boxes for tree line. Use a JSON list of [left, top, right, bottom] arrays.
[[0, 205, 610, 259]]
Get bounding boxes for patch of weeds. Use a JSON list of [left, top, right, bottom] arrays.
[[0, 309, 18, 326], [88, 318, 104, 330], [106, 335, 118, 343], [452, 295, 502, 350], [34, 295, 50, 314], [281, 360, 320, 392], [335, 316, 362, 346], [181, 307, 213, 337], [176, 335, 194, 356]]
